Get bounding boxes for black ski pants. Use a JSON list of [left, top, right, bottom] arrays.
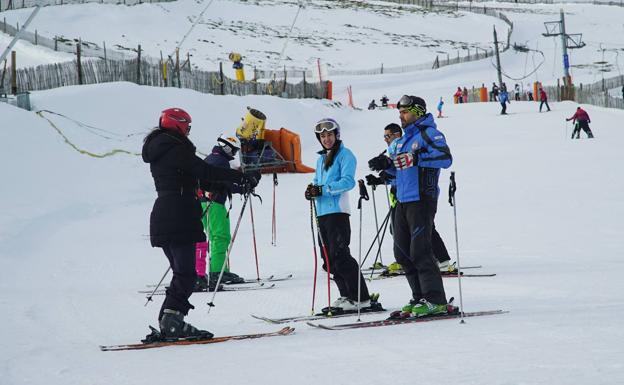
[[317, 213, 370, 302], [572, 120, 594, 139], [432, 222, 451, 263], [159, 242, 196, 320], [393, 200, 446, 304], [500, 102, 507, 114], [391, 206, 450, 263], [539, 100, 551, 112]]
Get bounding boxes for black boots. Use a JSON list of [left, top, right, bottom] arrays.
[[159, 309, 213, 340]]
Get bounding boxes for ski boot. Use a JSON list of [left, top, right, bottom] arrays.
[[368, 261, 386, 271], [381, 262, 403, 276], [210, 271, 245, 285], [389, 298, 420, 319], [158, 309, 213, 340], [439, 261, 459, 274], [194, 275, 209, 291], [410, 299, 448, 318]]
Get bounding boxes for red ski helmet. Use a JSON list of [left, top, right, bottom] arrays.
[[159, 108, 192, 136]]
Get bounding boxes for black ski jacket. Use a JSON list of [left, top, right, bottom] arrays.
[[142, 129, 243, 246]]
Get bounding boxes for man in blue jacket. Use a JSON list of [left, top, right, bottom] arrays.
[[368, 95, 452, 317]]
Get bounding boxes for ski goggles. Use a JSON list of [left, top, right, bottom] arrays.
[[314, 119, 339, 134], [397, 95, 426, 117]]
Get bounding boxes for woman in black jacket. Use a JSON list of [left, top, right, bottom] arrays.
[[142, 107, 259, 339]]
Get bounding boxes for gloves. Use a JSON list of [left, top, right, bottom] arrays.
[[304, 184, 322, 200], [368, 154, 392, 171], [393, 152, 416, 170], [365, 174, 384, 186], [241, 171, 261, 192]]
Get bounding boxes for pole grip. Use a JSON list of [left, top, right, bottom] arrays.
[[448, 171, 456, 206], [357, 179, 369, 209]]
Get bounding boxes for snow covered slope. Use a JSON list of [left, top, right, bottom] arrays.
[[2, 81, 624, 384], [2, 1, 624, 384]]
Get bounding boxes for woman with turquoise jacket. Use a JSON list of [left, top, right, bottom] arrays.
[[305, 118, 373, 313]]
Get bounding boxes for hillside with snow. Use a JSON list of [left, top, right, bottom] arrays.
[[1, 1, 624, 385]]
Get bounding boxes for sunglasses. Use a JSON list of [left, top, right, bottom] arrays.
[[314, 120, 339, 134], [383, 133, 399, 139]]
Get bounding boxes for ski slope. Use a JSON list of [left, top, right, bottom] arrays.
[[1, 1, 624, 384]]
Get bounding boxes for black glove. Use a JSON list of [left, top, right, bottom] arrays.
[[368, 154, 392, 171], [304, 184, 322, 200], [365, 174, 384, 186], [379, 170, 394, 182], [241, 171, 261, 192]]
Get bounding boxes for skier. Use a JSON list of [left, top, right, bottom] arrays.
[[368, 99, 378, 110], [380, 95, 389, 108], [499, 89, 510, 115], [462, 87, 469, 103], [366, 122, 454, 273], [539, 87, 551, 112], [566, 107, 594, 139], [142, 107, 260, 339], [368, 95, 452, 317], [491, 83, 499, 101], [202, 135, 247, 287], [514, 83, 521, 101], [305, 118, 374, 312], [437, 97, 444, 118], [454, 87, 463, 104]]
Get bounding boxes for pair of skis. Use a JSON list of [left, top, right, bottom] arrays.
[[101, 308, 506, 351], [139, 274, 293, 294], [100, 327, 295, 351]]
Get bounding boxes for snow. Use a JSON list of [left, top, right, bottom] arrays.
[[2, 1, 624, 384]]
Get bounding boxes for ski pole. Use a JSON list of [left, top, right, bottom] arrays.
[[383, 183, 391, 213], [144, 266, 171, 306], [249, 195, 261, 281], [370, 182, 384, 267], [272, 172, 278, 246], [309, 199, 319, 315], [448, 171, 465, 323], [357, 179, 369, 321], [368, 212, 392, 281], [359, 209, 392, 269], [312, 200, 332, 316], [207, 192, 250, 312]]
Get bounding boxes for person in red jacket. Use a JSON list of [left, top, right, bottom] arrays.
[[539, 87, 551, 112], [454, 87, 463, 103], [566, 107, 594, 139]]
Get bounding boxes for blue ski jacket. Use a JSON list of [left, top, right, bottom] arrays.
[[312, 142, 356, 217], [386, 113, 452, 203], [499, 91, 509, 104]]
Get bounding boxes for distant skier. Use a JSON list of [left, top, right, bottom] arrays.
[[305, 118, 375, 313], [437, 97, 444, 118], [368, 95, 452, 317], [380, 95, 389, 108], [142, 107, 259, 340], [454, 87, 463, 104], [368, 99, 378, 110], [462, 87, 469, 103], [514, 83, 521, 101], [539, 87, 551, 112], [566, 107, 594, 139], [491, 83, 499, 101], [499, 89, 510, 115]]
